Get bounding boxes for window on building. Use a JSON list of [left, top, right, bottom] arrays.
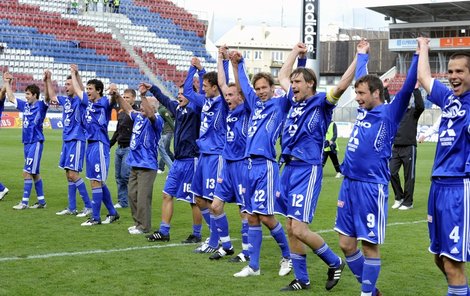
[[271, 51, 283, 62], [271, 68, 279, 77], [243, 50, 251, 59], [254, 67, 261, 74], [254, 51, 262, 60]]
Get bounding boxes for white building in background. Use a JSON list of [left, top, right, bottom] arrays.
[[215, 20, 300, 79]]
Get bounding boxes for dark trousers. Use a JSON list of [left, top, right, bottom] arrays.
[[322, 150, 341, 173], [390, 145, 417, 206]]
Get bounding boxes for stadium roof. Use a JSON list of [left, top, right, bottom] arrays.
[[364, 0, 470, 23]]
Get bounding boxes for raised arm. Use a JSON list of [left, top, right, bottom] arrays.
[[232, 50, 257, 109], [44, 70, 58, 104], [217, 46, 230, 95], [113, 90, 133, 117], [70, 64, 84, 100], [3, 72, 16, 104], [0, 85, 5, 102], [107, 83, 119, 106], [417, 37, 433, 94], [183, 57, 206, 107], [413, 83, 425, 118], [278, 43, 307, 92], [330, 39, 369, 99]]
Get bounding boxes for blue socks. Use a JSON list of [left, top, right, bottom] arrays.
[[270, 222, 290, 259], [22, 179, 33, 204], [214, 213, 232, 250], [346, 249, 365, 283], [200, 208, 210, 227], [91, 187, 103, 221], [291, 253, 309, 284], [68, 181, 76, 211], [159, 222, 171, 236], [313, 243, 341, 267], [248, 225, 263, 271], [241, 219, 249, 257], [208, 214, 220, 248], [75, 178, 91, 208], [447, 285, 469, 296], [361, 257, 381, 294], [192, 224, 202, 238], [101, 184, 117, 215]]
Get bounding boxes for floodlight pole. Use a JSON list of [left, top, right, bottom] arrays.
[[301, 0, 320, 79]]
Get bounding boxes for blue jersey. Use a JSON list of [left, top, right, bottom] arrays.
[[126, 111, 164, 170], [223, 102, 250, 161], [281, 90, 336, 165], [148, 85, 200, 159], [58, 95, 86, 142], [183, 66, 227, 154], [341, 54, 419, 185], [81, 92, 113, 144], [238, 58, 290, 161], [428, 80, 470, 177], [16, 99, 48, 144]]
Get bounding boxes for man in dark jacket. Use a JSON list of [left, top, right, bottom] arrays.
[[387, 82, 424, 210]]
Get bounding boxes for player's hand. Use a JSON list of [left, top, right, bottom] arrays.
[[3, 72, 13, 83], [293, 42, 307, 55], [418, 134, 426, 143], [107, 83, 118, 96], [191, 57, 202, 70], [70, 64, 79, 74], [138, 83, 151, 95], [357, 38, 370, 54], [229, 50, 242, 64]]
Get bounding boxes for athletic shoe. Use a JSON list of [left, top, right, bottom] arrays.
[[129, 227, 144, 235], [0, 187, 9, 200], [325, 259, 345, 290], [30, 202, 46, 209], [76, 207, 92, 218], [146, 231, 170, 242], [279, 258, 293, 276], [181, 234, 202, 244], [335, 172, 343, 178], [102, 214, 120, 224], [193, 243, 217, 254], [233, 265, 260, 277], [398, 204, 413, 210], [56, 208, 78, 215], [113, 203, 123, 209], [375, 288, 382, 296], [280, 279, 311, 291], [81, 218, 101, 226], [209, 246, 234, 260], [229, 252, 250, 263], [157, 169, 164, 174], [12, 202, 28, 210], [392, 199, 404, 209], [128, 225, 137, 231]]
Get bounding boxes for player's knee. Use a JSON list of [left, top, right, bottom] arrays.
[[211, 199, 224, 214]]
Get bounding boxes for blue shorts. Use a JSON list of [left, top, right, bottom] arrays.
[[59, 140, 85, 172], [214, 159, 246, 209], [85, 141, 109, 182], [164, 158, 198, 204], [428, 177, 470, 262], [242, 157, 281, 216], [279, 161, 322, 223], [334, 177, 388, 244], [23, 142, 43, 175], [191, 153, 223, 201]]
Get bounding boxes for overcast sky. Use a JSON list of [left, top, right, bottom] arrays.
[[174, 0, 390, 41]]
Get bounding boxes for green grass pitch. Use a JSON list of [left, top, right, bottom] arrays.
[[0, 128, 464, 295]]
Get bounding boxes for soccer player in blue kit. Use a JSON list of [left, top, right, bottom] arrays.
[[44, 70, 92, 217], [0, 85, 9, 200], [230, 51, 292, 278], [112, 88, 163, 234], [417, 37, 470, 296], [209, 46, 250, 261], [334, 44, 420, 296], [276, 39, 368, 291], [183, 57, 228, 253], [141, 82, 203, 243], [3, 72, 48, 209], [70, 64, 119, 226]]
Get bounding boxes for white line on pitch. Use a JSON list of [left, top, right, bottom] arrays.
[[0, 219, 427, 262]]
